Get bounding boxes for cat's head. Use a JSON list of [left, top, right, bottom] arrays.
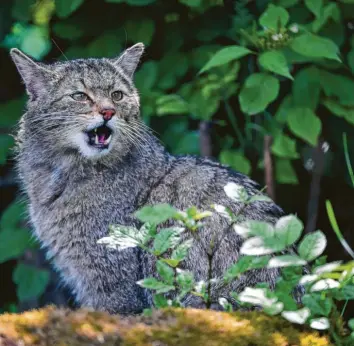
[[10, 43, 146, 159]]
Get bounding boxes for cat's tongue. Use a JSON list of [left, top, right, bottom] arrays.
[[98, 135, 106, 144]]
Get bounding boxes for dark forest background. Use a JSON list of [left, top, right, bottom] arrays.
[[0, 0, 354, 318]]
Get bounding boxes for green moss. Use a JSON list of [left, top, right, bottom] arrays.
[[0, 306, 332, 346]]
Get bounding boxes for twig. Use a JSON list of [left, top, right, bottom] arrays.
[[199, 121, 212, 157], [264, 135, 275, 201], [305, 139, 325, 234]]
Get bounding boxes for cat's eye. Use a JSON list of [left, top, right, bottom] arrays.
[[111, 91, 123, 102], [71, 92, 90, 102]]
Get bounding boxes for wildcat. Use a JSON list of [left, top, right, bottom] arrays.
[[11, 43, 287, 314]]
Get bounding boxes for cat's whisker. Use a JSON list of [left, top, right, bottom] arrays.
[[119, 124, 151, 148]]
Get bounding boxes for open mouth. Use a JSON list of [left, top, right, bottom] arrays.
[[86, 125, 113, 149]]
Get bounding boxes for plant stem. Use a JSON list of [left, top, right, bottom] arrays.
[[343, 132, 354, 187], [199, 121, 212, 157], [305, 139, 325, 234], [326, 200, 354, 259], [206, 252, 213, 309], [340, 299, 349, 317], [223, 98, 245, 148], [264, 135, 275, 201]]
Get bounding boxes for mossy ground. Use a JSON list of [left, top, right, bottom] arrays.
[[0, 306, 332, 346]]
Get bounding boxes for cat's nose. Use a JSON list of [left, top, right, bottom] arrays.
[[100, 108, 116, 121]]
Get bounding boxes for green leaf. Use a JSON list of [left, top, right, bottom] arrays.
[[290, 34, 341, 62], [287, 108, 321, 146], [169, 239, 193, 266], [276, 158, 298, 185], [13, 264, 50, 301], [156, 95, 189, 115], [52, 22, 84, 40], [275, 215, 303, 246], [0, 135, 14, 165], [275, 278, 298, 310], [302, 294, 332, 316], [176, 269, 194, 292], [124, 19, 155, 45], [235, 220, 274, 239], [239, 73, 279, 115], [348, 49, 354, 74], [259, 5, 289, 30], [135, 61, 158, 91], [304, 0, 323, 17], [224, 255, 270, 282], [157, 260, 174, 285], [0, 200, 27, 229], [135, 204, 178, 225], [275, 95, 293, 124], [0, 97, 25, 128], [98, 225, 142, 250], [281, 307, 311, 324], [224, 182, 248, 202], [137, 277, 175, 294], [219, 151, 251, 175], [199, 46, 252, 74], [292, 67, 321, 110], [173, 132, 200, 155], [258, 51, 293, 80], [298, 230, 327, 261], [249, 195, 273, 203], [87, 32, 122, 58], [348, 319, 354, 331], [19, 26, 51, 60], [268, 255, 306, 268], [12, 0, 36, 21], [153, 294, 170, 308], [311, 3, 340, 33], [55, 0, 85, 18], [240, 236, 287, 256], [310, 317, 330, 330], [271, 134, 299, 159], [238, 287, 284, 315], [0, 228, 33, 263], [153, 228, 183, 256], [320, 70, 354, 106]]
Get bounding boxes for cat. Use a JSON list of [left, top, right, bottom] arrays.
[[11, 43, 288, 314]]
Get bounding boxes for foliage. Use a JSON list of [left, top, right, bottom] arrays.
[[1, 0, 354, 317], [99, 182, 354, 345]]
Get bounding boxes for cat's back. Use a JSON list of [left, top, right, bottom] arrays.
[[146, 155, 282, 221]]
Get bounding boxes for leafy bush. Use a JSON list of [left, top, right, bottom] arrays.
[[99, 182, 354, 345]]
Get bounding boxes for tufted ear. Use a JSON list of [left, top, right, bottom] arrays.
[[112, 43, 145, 78], [10, 48, 56, 100]]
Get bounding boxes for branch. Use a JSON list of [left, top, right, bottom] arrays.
[[264, 135, 275, 201], [305, 139, 325, 234], [199, 121, 212, 157]]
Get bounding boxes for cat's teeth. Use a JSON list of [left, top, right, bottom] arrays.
[[105, 135, 112, 145], [95, 135, 99, 145]]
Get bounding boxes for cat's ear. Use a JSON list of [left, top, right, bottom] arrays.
[[10, 48, 56, 100], [113, 43, 144, 78]]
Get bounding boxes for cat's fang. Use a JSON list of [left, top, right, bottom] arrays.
[[104, 135, 112, 145], [95, 135, 99, 145]]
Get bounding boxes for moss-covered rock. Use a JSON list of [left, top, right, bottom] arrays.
[[0, 306, 332, 346]]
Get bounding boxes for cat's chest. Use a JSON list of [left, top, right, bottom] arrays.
[[34, 170, 141, 236]]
